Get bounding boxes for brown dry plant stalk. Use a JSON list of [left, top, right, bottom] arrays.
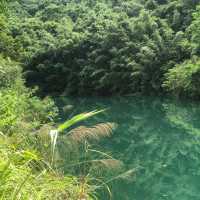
[[68, 122, 118, 142]]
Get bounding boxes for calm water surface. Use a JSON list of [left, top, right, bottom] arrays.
[[57, 96, 200, 200]]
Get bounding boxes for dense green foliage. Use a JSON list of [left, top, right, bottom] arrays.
[[2, 0, 200, 97], [163, 57, 200, 98], [2, 1, 200, 199]]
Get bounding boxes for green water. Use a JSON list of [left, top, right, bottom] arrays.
[[57, 96, 200, 200]]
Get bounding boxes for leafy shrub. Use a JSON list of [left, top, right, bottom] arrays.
[[0, 89, 58, 134], [0, 54, 58, 133], [11, 17, 74, 61], [163, 58, 200, 98], [0, 55, 21, 89], [187, 5, 200, 55], [0, 15, 17, 58]]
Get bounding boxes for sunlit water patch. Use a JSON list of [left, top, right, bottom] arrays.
[[56, 96, 200, 200]]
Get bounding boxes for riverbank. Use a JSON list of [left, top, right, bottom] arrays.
[[0, 56, 96, 199]]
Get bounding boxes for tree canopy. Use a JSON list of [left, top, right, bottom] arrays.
[[2, 0, 200, 98]]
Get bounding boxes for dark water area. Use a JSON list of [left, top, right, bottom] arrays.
[[56, 96, 200, 200]]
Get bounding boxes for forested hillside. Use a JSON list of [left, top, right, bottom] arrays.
[[2, 1, 200, 199], [2, 0, 200, 98]]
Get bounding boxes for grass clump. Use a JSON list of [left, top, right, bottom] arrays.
[[0, 134, 94, 200]]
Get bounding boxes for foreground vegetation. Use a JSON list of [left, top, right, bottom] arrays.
[[0, 53, 93, 198], [0, 55, 124, 199]]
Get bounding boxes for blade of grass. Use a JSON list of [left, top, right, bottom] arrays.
[[50, 109, 106, 166], [57, 109, 106, 133]]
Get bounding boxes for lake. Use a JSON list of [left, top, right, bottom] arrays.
[[56, 96, 200, 200]]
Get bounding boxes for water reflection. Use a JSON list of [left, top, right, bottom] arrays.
[[56, 96, 200, 200]]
